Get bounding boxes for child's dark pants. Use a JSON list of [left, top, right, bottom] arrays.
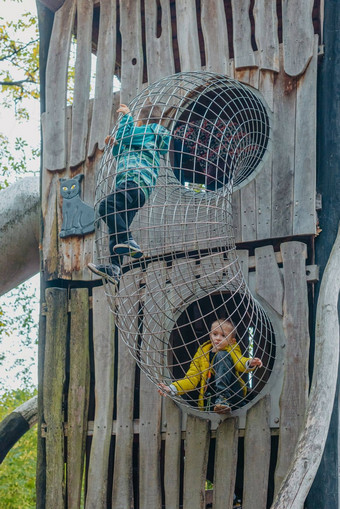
[[213, 350, 244, 405], [99, 181, 146, 266]]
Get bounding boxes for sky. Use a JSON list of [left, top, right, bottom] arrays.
[[0, 0, 40, 393]]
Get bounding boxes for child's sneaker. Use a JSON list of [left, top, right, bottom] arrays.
[[113, 239, 143, 258], [214, 397, 231, 414], [88, 263, 120, 285]]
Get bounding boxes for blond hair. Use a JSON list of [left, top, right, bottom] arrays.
[[138, 101, 163, 125]]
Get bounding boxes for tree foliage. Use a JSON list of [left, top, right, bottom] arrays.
[[0, 388, 37, 509], [0, 2, 39, 120]]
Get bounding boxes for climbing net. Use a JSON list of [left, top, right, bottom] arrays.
[[94, 71, 275, 413]]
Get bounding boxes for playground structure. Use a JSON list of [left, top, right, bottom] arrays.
[[1, 1, 340, 508]]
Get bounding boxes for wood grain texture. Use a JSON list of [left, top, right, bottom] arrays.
[[67, 288, 90, 509], [87, 0, 116, 156], [44, 0, 76, 171], [182, 415, 210, 509], [111, 269, 142, 509], [175, 0, 201, 71], [201, 0, 230, 73], [282, 0, 314, 77], [242, 396, 271, 509], [231, 0, 256, 69], [69, 0, 93, 167], [271, 50, 296, 238], [274, 242, 309, 494], [163, 398, 182, 509], [85, 286, 115, 509], [43, 288, 68, 509], [272, 226, 340, 508], [213, 417, 239, 509], [256, 70, 274, 239], [255, 245, 283, 315], [139, 262, 166, 509], [144, 0, 175, 83], [119, 0, 143, 103], [293, 36, 318, 235], [254, 0, 279, 72]]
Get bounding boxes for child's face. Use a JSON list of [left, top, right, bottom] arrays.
[[209, 321, 235, 351]]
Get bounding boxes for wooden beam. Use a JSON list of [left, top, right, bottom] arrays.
[[37, 0, 66, 12]]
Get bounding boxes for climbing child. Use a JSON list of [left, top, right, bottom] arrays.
[[159, 318, 263, 414], [88, 101, 171, 284]]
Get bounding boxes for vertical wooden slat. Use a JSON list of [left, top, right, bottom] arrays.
[[231, 0, 256, 69], [87, 0, 116, 156], [175, 0, 201, 71], [255, 245, 283, 315], [139, 262, 167, 509], [282, 0, 314, 77], [200, 0, 230, 74], [183, 416, 210, 509], [69, 0, 93, 168], [112, 269, 142, 509], [85, 286, 115, 509], [274, 241, 310, 494], [43, 288, 68, 509], [144, 0, 175, 83], [67, 288, 90, 509], [236, 249, 249, 285], [44, 0, 76, 171], [163, 399, 182, 509], [271, 49, 296, 238], [213, 417, 239, 509], [256, 70, 274, 239], [242, 396, 271, 509], [119, 0, 143, 103], [232, 189, 242, 243], [293, 35, 318, 235], [253, 0, 279, 72], [237, 68, 259, 242]]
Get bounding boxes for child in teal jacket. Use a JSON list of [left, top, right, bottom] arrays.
[[88, 102, 171, 284]]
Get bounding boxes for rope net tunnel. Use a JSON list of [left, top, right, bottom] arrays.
[[94, 71, 275, 413]]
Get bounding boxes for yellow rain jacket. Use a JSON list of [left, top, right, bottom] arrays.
[[172, 340, 254, 409]]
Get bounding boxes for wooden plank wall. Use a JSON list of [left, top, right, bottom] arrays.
[[41, 0, 318, 281], [39, 243, 313, 508], [39, 1, 318, 508]]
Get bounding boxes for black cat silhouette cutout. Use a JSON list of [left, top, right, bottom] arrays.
[[59, 174, 95, 238]]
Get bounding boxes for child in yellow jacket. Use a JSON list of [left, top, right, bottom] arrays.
[[159, 319, 262, 414]]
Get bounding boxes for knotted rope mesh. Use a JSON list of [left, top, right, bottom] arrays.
[[94, 71, 275, 413]]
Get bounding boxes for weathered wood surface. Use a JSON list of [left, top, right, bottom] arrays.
[[175, 0, 201, 71], [0, 396, 38, 464], [243, 396, 271, 509], [69, 0, 93, 167], [139, 262, 166, 509], [274, 242, 309, 494], [293, 36, 318, 235], [272, 225, 340, 509], [255, 70, 274, 239], [254, 0, 279, 72], [163, 398, 182, 509], [237, 249, 249, 285], [213, 417, 239, 509], [88, 0, 116, 156], [67, 288, 90, 509], [201, 0, 230, 74], [255, 245, 283, 315], [282, 0, 314, 77], [119, 0, 143, 103], [144, 0, 175, 83], [44, 0, 76, 171], [43, 288, 68, 509], [271, 50, 296, 239], [231, 0, 256, 69], [182, 416, 210, 509], [111, 269, 142, 509], [85, 286, 115, 509]]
